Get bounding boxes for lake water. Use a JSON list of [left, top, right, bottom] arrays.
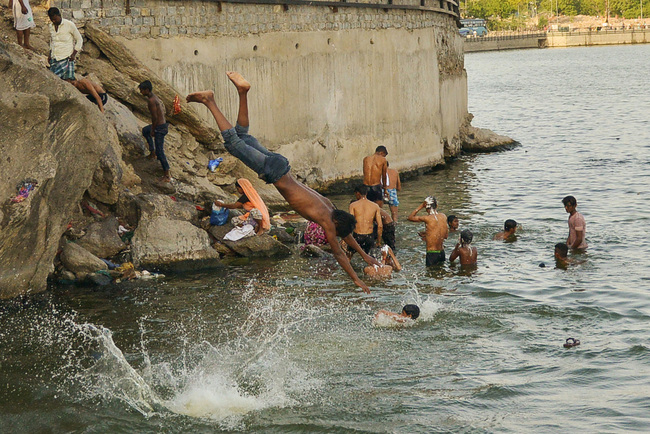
[[2, 44, 650, 432]]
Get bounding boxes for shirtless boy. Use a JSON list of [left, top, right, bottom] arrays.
[[493, 219, 517, 241], [367, 188, 396, 251], [187, 72, 379, 293], [363, 146, 388, 200], [449, 229, 477, 265], [408, 196, 448, 266], [139, 80, 171, 182], [447, 215, 459, 232], [70, 76, 108, 113], [364, 245, 402, 278], [383, 162, 401, 222], [349, 185, 383, 254], [562, 195, 587, 250], [374, 304, 420, 324]]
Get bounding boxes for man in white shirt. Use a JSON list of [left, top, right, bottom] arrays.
[[47, 7, 82, 81]]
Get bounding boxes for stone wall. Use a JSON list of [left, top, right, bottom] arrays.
[[53, 0, 467, 187]]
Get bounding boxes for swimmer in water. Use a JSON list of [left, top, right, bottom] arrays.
[[447, 214, 459, 232], [364, 245, 402, 278], [554, 242, 574, 268], [494, 219, 518, 241], [449, 229, 477, 265], [374, 304, 420, 323], [408, 196, 448, 266]]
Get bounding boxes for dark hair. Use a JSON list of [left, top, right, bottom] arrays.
[[366, 188, 383, 202], [504, 219, 517, 230], [447, 215, 457, 225], [138, 80, 153, 91], [47, 7, 61, 17], [460, 229, 473, 244], [332, 210, 356, 238], [234, 180, 241, 189], [354, 184, 368, 196], [402, 304, 420, 320], [555, 243, 568, 257], [562, 195, 577, 207], [375, 145, 388, 155]]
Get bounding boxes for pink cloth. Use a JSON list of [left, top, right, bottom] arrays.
[[568, 212, 587, 249], [304, 221, 327, 247]]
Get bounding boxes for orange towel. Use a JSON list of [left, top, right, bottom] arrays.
[[237, 178, 270, 231]]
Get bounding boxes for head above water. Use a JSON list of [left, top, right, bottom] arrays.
[[562, 195, 577, 207], [460, 229, 473, 244], [424, 196, 437, 211], [332, 209, 356, 238], [354, 184, 369, 198], [447, 215, 458, 229], [504, 219, 517, 231], [555, 242, 568, 258], [366, 188, 383, 203], [402, 304, 420, 320]]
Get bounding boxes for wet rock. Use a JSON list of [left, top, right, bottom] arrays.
[[131, 217, 220, 269], [0, 42, 116, 298], [60, 270, 77, 282], [60, 242, 108, 275], [223, 234, 292, 258], [301, 245, 330, 258], [87, 272, 113, 286], [76, 217, 127, 259], [269, 227, 297, 244], [459, 113, 518, 153]]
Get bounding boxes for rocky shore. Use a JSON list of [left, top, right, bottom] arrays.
[[0, 6, 514, 298]]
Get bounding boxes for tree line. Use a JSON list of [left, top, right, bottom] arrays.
[[465, 0, 645, 20]]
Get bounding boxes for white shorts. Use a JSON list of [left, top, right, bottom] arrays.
[[13, 1, 36, 31]]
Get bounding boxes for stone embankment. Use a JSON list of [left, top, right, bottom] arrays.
[[0, 5, 513, 298]]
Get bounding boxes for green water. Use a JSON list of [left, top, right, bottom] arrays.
[[2, 44, 650, 432]]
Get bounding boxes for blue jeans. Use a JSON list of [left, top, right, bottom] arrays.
[[142, 123, 169, 171], [221, 124, 290, 184]]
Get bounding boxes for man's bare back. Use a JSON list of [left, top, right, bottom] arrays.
[[349, 198, 381, 235], [363, 151, 387, 187], [408, 201, 448, 251]]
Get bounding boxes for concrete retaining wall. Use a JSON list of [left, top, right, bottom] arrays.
[[547, 29, 650, 47], [53, 0, 467, 186]]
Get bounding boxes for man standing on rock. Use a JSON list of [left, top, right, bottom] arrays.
[[47, 7, 82, 81], [363, 146, 388, 200], [139, 80, 171, 182], [186, 71, 380, 293], [408, 196, 448, 266]]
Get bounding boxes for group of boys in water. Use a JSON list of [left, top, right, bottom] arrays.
[[187, 72, 588, 325]]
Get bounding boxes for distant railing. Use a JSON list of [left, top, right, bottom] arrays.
[[549, 27, 650, 35], [214, 0, 460, 17], [464, 31, 545, 43]]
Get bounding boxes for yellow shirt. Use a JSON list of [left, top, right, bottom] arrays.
[[49, 18, 82, 61]]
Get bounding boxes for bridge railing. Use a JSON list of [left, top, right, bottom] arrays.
[[463, 31, 546, 42], [217, 0, 460, 17]]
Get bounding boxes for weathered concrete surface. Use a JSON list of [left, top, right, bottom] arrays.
[[0, 42, 117, 298], [84, 24, 220, 146], [120, 24, 467, 189]]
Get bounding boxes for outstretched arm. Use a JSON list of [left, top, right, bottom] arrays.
[[324, 228, 371, 293], [214, 199, 244, 210]]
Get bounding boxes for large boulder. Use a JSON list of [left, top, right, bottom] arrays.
[[104, 96, 148, 158], [459, 113, 518, 153], [0, 42, 118, 298], [224, 234, 292, 258], [131, 217, 220, 269], [76, 217, 127, 259], [60, 243, 108, 275], [84, 24, 220, 147]]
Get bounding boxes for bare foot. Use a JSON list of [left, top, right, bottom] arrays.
[[186, 90, 215, 105], [160, 175, 172, 183], [226, 71, 251, 93], [147, 152, 157, 160]]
